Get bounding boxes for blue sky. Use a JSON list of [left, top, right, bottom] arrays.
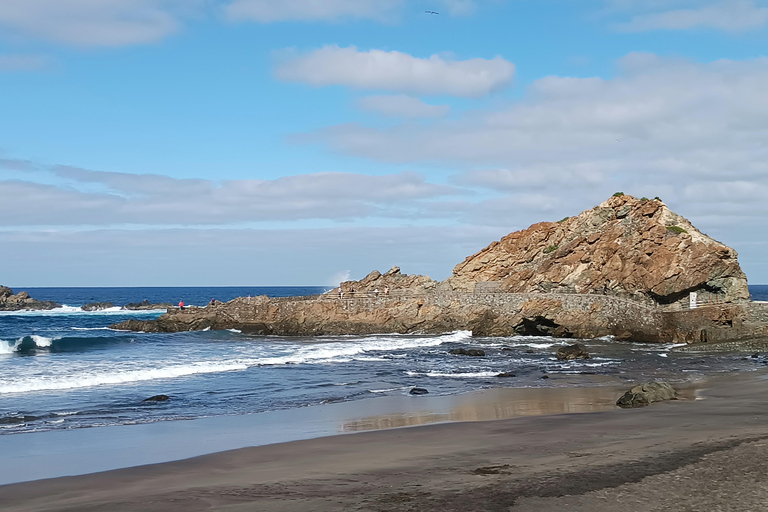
[[1, 0, 767, 286]]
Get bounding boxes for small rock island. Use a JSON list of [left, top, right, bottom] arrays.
[[0, 286, 60, 311], [111, 195, 768, 343]]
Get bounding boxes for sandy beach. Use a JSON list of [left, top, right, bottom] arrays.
[[3, 370, 768, 511]]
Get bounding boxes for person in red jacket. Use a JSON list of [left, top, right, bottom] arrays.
[[179, 300, 184, 309]]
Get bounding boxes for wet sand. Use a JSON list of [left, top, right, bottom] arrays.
[[3, 371, 768, 511]]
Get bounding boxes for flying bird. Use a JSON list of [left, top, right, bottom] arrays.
[[425, 10, 440, 15]]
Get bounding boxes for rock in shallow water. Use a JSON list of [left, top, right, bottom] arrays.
[[449, 348, 486, 357], [555, 343, 590, 360], [616, 382, 677, 408], [143, 395, 170, 403], [409, 388, 429, 395]]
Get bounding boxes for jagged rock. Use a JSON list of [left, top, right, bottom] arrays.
[[616, 382, 677, 408], [143, 395, 170, 402], [109, 195, 765, 344], [82, 302, 115, 311], [445, 195, 749, 306], [409, 388, 429, 395], [556, 343, 590, 360], [339, 266, 437, 296], [449, 348, 486, 357], [122, 300, 173, 311], [0, 286, 61, 311]]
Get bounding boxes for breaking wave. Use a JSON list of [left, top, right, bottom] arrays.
[[0, 335, 132, 354]]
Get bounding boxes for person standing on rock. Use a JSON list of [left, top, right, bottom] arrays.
[[210, 298, 216, 306], [179, 300, 184, 310]]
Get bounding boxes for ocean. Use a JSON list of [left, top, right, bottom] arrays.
[[2, 285, 767, 437]]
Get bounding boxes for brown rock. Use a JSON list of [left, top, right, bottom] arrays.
[[555, 343, 590, 360], [445, 195, 749, 306]]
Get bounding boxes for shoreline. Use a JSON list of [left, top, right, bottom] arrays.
[[0, 375, 635, 485], [4, 371, 766, 510]]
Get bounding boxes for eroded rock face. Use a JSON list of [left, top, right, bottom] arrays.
[[446, 195, 749, 306], [339, 266, 437, 296], [0, 286, 60, 311], [109, 195, 759, 343]]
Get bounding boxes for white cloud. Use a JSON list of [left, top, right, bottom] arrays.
[[0, 225, 507, 286], [0, 0, 199, 46], [357, 95, 450, 118], [0, 165, 460, 226], [224, 0, 403, 23], [612, 0, 768, 32], [302, 54, 768, 267], [274, 45, 515, 97], [0, 54, 49, 72]]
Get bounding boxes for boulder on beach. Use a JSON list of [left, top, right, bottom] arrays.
[[556, 343, 590, 360], [449, 348, 486, 357], [616, 382, 677, 408], [409, 388, 429, 395]]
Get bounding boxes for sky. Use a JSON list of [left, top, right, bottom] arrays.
[[1, 0, 767, 287]]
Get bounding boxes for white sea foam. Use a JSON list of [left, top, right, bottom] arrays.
[[0, 361, 250, 394], [406, 371, 499, 378], [228, 329, 242, 333], [0, 306, 167, 317], [71, 327, 113, 331], [0, 339, 20, 355], [256, 332, 457, 367], [0, 335, 58, 353]]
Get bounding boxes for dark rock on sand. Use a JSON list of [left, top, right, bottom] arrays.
[[409, 388, 429, 395], [123, 300, 173, 311], [556, 343, 590, 360], [82, 302, 115, 311], [143, 395, 170, 402], [0, 286, 60, 311], [497, 372, 516, 378], [616, 381, 677, 408], [449, 348, 486, 357]]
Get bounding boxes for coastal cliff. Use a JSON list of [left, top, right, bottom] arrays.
[[111, 195, 764, 343], [0, 286, 60, 311]]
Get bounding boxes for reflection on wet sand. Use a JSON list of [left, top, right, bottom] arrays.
[[342, 386, 628, 432]]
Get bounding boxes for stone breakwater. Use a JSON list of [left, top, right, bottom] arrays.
[[111, 292, 768, 344]]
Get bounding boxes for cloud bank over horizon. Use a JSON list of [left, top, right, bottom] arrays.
[[1, 0, 767, 285]]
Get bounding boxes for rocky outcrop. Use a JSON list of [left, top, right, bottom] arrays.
[[122, 300, 173, 311], [109, 195, 762, 343], [446, 195, 749, 307], [616, 382, 677, 408], [0, 286, 60, 311], [339, 266, 437, 296], [82, 302, 115, 311]]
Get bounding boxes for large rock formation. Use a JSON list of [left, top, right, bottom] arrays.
[[110, 195, 763, 343], [446, 195, 749, 306], [0, 286, 61, 311]]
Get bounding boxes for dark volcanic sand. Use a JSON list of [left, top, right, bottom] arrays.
[[3, 371, 768, 511]]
